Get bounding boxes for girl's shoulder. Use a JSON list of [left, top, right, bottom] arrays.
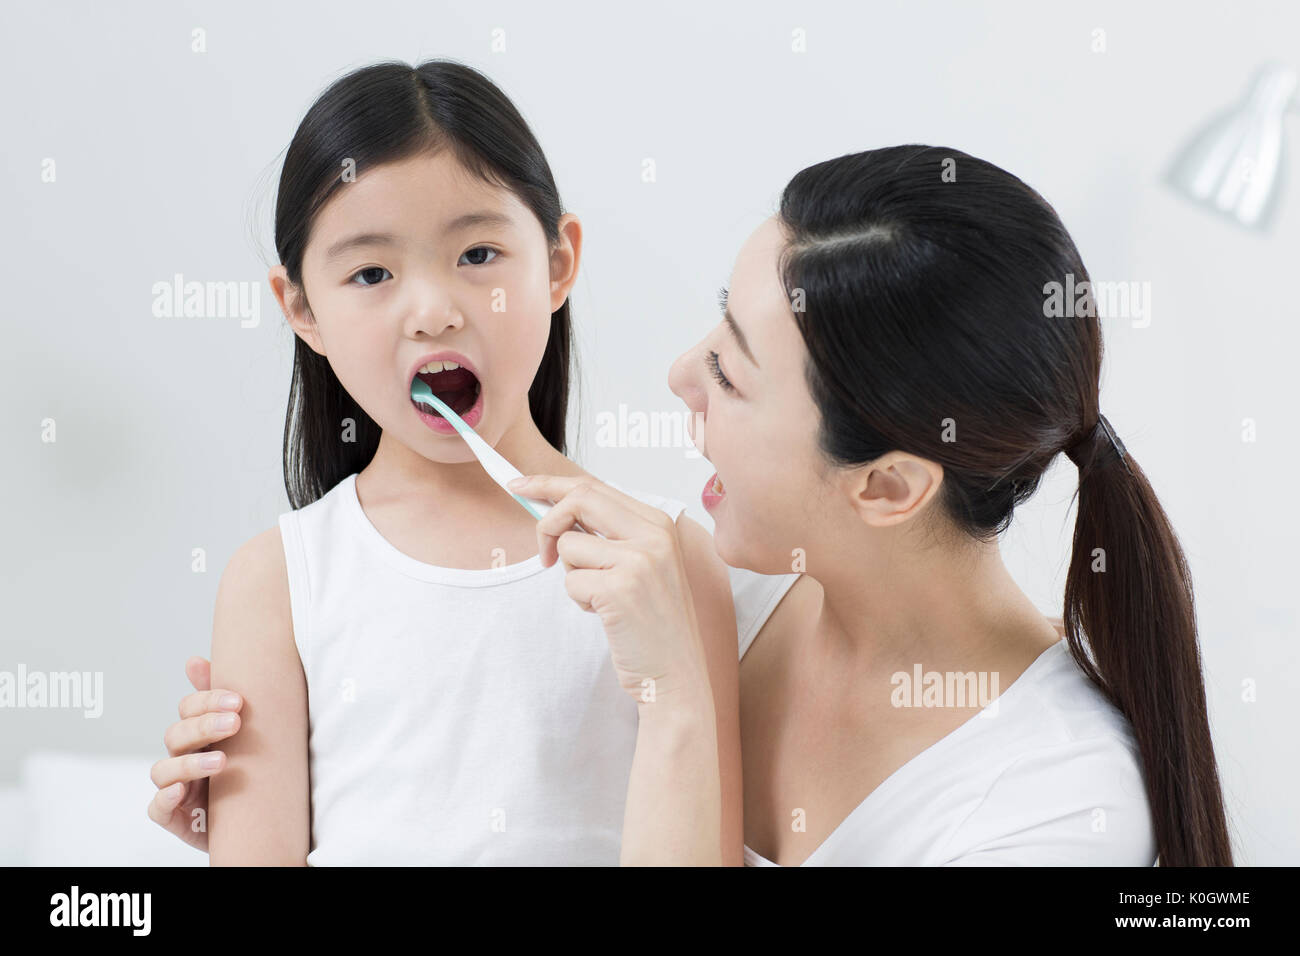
[[730, 568, 818, 661]]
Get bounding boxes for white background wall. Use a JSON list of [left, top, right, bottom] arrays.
[[2, 0, 1296, 864]]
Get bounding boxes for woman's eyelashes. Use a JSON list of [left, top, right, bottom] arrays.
[[706, 349, 735, 392], [346, 246, 501, 287]]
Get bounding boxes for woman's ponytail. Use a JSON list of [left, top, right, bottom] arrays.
[[1062, 420, 1233, 866]]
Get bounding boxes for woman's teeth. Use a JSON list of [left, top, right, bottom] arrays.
[[418, 360, 461, 374], [712, 474, 725, 494]]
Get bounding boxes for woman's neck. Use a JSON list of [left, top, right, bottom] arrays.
[[810, 527, 1052, 673]]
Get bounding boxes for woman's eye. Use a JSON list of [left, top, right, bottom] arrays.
[[459, 246, 499, 266], [706, 350, 735, 392], [350, 266, 391, 287]]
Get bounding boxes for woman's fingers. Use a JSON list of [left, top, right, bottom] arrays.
[[525, 481, 671, 566], [536, 493, 635, 566], [510, 475, 668, 529], [146, 758, 218, 850], [185, 655, 211, 693], [177, 687, 242, 722], [164, 707, 241, 757], [150, 749, 226, 791], [555, 528, 624, 572], [146, 779, 188, 829], [561, 568, 606, 612]]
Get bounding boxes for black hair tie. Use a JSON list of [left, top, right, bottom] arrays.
[[1065, 413, 1134, 477]]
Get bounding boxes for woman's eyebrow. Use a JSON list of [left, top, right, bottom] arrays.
[[323, 211, 515, 262], [718, 285, 760, 368]]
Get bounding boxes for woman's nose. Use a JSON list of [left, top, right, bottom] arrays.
[[668, 348, 706, 415]]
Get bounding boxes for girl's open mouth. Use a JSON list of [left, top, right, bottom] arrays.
[[410, 361, 484, 433]]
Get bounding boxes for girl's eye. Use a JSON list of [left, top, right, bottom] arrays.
[[706, 350, 735, 392], [350, 266, 391, 287], [459, 246, 499, 266]]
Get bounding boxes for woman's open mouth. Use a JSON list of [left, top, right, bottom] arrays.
[[409, 359, 484, 433], [702, 471, 726, 510]]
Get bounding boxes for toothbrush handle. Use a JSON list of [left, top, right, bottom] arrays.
[[512, 494, 553, 520]]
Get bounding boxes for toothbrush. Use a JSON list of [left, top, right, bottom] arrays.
[[411, 377, 553, 519]]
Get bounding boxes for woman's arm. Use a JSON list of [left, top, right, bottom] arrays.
[[509, 474, 729, 865], [673, 514, 743, 866], [617, 512, 737, 866], [207, 527, 310, 866]]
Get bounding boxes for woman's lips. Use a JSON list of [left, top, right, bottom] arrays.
[[702, 471, 725, 510]]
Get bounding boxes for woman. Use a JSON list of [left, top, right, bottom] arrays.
[[151, 145, 1232, 865]]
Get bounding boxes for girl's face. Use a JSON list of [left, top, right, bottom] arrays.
[[668, 216, 841, 573], [277, 150, 576, 465]]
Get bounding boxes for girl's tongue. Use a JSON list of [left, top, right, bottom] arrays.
[[414, 367, 479, 417]]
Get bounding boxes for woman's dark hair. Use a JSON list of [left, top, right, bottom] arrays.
[[776, 145, 1231, 866], [274, 59, 574, 509]]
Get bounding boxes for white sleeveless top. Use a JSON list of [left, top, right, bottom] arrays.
[[277, 472, 686, 865], [726, 569, 1159, 867]]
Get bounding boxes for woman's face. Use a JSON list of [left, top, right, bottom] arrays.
[[274, 149, 574, 464], [668, 215, 839, 573]]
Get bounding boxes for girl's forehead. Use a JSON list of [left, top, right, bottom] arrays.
[[306, 155, 532, 255], [324, 153, 516, 219]]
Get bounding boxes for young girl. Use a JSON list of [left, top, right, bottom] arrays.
[[205, 59, 740, 865]]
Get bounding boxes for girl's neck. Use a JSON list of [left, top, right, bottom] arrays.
[[358, 405, 583, 509]]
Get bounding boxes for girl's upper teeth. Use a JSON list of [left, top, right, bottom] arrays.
[[420, 360, 460, 374]]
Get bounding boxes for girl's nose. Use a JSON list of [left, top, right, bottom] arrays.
[[406, 281, 464, 339]]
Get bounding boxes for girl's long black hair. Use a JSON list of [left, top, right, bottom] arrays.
[[777, 145, 1232, 866], [274, 60, 574, 509]]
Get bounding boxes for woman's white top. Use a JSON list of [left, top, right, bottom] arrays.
[[727, 569, 1159, 867], [277, 472, 687, 865]]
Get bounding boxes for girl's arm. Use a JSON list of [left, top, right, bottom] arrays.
[[207, 527, 310, 866]]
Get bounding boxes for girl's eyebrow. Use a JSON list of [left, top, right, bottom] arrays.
[[325, 232, 401, 262], [323, 211, 515, 262]]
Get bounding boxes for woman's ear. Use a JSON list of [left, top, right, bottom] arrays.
[[548, 213, 582, 312], [269, 265, 325, 356], [841, 452, 944, 528]]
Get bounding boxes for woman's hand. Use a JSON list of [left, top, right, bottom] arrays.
[[146, 656, 242, 852], [507, 474, 712, 707], [510, 474, 724, 864]]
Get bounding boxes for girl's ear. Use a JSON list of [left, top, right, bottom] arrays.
[[548, 213, 583, 312], [269, 265, 325, 356]]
